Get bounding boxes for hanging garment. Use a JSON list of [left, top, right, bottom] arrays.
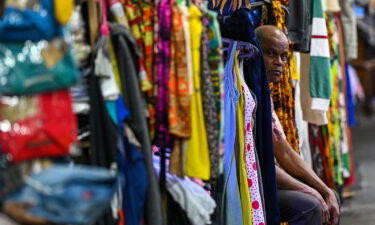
[[336, 16, 355, 185], [88, 64, 118, 168], [169, 2, 191, 138], [234, 51, 253, 225], [207, 9, 225, 175], [0, 0, 62, 41], [0, 39, 79, 95], [323, 0, 341, 12], [201, 11, 220, 179], [168, 2, 191, 178], [154, 156, 216, 225], [120, 138, 148, 225], [326, 16, 352, 186], [308, 124, 335, 188], [181, 3, 193, 95], [0, 91, 77, 163], [139, 0, 154, 85], [307, 0, 332, 119], [339, 0, 357, 61], [110, 23, 164, 225], [222, 41, 243, 225], [300, 53, 328, 125], [219, 9, 280, 225], [120, 0, 152, 91], [269, 0, 299, 152], [185, 5, 211, 180], [88, 47, 122, 225], [293, 52, 313, 167], [154, 0, 173, 149], [240, 60, 266, 225], [286, 0, 310, 52]]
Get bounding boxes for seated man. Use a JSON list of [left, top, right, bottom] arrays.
[[255, 25, 340, 225]]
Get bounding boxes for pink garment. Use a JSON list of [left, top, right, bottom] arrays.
[[239, 60, 265, 225]]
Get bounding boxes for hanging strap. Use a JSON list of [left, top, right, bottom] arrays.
[[101, 0, 110, 36]]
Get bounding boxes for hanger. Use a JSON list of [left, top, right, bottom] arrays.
[[249, 0, 272, 8], [222, 38, 259, 60]]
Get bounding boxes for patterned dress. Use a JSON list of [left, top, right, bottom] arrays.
[[240, 60, 265, 225]]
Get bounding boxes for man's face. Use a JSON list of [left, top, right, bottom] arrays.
[[261, 35, 289, 83]]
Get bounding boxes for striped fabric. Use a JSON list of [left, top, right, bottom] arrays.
[[309, 0, 332, 111]]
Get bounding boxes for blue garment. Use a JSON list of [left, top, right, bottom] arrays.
[[119, 138, 148, 225], [219, 9, 280, 225], [116, 95, 130, 127], [105, 95, 130, 128], [110, 94, 146, 225], [7, 165, 118, 225], [223, 41, 243, 225], [345, 63, 356, 127], [0, 0, 62, 41]]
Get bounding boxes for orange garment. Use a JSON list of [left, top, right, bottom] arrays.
[[269, 0, 299, 152]]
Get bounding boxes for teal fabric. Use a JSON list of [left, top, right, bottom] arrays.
[[0, 41, 78, 95], [309, 56, 332, 99], [105, 101, 119, 125]]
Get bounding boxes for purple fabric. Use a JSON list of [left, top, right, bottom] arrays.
[[154, 0, 172, 148]]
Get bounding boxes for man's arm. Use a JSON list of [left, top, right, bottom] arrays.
[[274, 136, 339, 225], [275, 165, 329, 222], [274, 137, 331, 197]]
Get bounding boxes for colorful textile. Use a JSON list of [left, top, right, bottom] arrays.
[[235, 52, 253, 225], [269, 0, 299, 152], [326, 16, 350, 186], [309, 0, 332, 111], [139, 1, 156, 139], [240, 59, 265, 225], [185, 5, 211, 180], [167, 3, 191, 177], [219, 9, 280, 225], [309, 124, 334, 188], [154, 0, 173, 148], [168, 3, 191, 138], [140, 1, 155, 88], [222, 41, 243, 225], [207, 9, 225, 174], [121, 0, 152, 91], [201, 12, 220, 178], [336, 16, 354, 184]]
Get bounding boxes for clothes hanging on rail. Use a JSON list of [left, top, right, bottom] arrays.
[[219, 9, 280, 225]]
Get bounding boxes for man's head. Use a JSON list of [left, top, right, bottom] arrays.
[[255, 25, 289, 83]]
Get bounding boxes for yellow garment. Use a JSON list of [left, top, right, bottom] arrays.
[[290, 52, 299, 81], [185, 5, 210, 180], [234, 52, 253, 225], [109, 37, 123, 94], [54, 0, 74, 25]]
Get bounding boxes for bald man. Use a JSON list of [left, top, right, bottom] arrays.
[[255, 25, 340, 225]]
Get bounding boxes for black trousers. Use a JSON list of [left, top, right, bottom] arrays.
[[278, 190, 323, 225]]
